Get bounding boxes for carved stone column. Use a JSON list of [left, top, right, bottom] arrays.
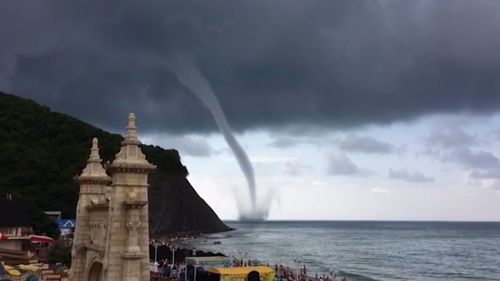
[[106, 113, 156, 281], [71, 138, 111, 281]]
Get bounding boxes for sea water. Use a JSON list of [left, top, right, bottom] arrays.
[[189, 221, 500, 281]]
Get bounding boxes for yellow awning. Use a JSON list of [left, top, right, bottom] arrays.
[[207, 266, 274, 276]]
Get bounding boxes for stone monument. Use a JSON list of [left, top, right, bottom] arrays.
[[70, 113, 156, 281]]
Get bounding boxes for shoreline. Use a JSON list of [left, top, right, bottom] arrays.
[[149, 238, 351, 281], [151, 227, 236, 242]]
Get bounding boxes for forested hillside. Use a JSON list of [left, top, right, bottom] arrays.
[[0, 91, 230, 236]]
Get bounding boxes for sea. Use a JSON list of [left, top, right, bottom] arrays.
[[188, 221, 500, 281]]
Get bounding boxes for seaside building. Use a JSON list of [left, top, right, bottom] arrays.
[[57, 219, 76, 237], [0, 198, 54, 264], [70, 113, 156, 281], [0, 198, 33, 252], [44, 211, 62, 221]]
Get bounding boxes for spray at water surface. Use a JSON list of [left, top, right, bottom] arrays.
[[166, 53, 269, 220]]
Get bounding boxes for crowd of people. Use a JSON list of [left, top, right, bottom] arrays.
[[274, 264, 345, 281], [151, 258, 346, 281], [148, 238, 347, 281], [274, 264, 305, 281], [155, 259, 187, 279]]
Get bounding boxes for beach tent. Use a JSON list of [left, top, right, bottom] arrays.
[[185, 256, 232, 281], [207, 266, 275, 281]]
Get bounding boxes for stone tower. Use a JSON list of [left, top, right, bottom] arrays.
[[105, 113, 155, 281], [71, 137, 112, 281], [70, 113, 155, 281]]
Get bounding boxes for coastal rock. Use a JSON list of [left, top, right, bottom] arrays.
[[148, 170, 231, 236]]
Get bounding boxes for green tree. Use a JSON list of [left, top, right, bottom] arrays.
[[30, 208, 61, 239], [47, 240, 71, 267], [0, 91, 187, 219]]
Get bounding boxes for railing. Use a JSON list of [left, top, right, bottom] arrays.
[[0, 228, 16, 235], [150, 271, 171, 281]]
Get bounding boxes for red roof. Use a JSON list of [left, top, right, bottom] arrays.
[[29, 235, 54, 244], [0, 233, 8, 241]]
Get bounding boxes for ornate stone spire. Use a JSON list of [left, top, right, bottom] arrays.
[[78, 137, 110, 180], [125, 113, 139, 144], [110, 113, 156, 170], [89, 138, 100, 161]]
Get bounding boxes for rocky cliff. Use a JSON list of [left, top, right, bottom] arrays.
[[0, 91, 231, 236]]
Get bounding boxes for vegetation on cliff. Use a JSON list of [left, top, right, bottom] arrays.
[[0, 91, 230, 236]]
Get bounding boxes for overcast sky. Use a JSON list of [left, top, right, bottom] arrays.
[[1, 0, 500, 220]]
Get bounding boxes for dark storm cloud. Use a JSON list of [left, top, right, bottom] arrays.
[[425, 127, 476, 149], [444, 148, 500, 172], [388, 168, 434, 183], [269, 138, 299, 149], [442, 148, 500, 183], [423, 119, 500, 179], [155, 135, 216, 157], [327, 154, 372, 176], [339, 135, 395, 154], [1, 1, 500, 134], [423, 124, 500, 180]]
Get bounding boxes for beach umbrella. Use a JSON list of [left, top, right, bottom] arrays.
[[3, 265, 27, 277], [8, 269, 21, 277]]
